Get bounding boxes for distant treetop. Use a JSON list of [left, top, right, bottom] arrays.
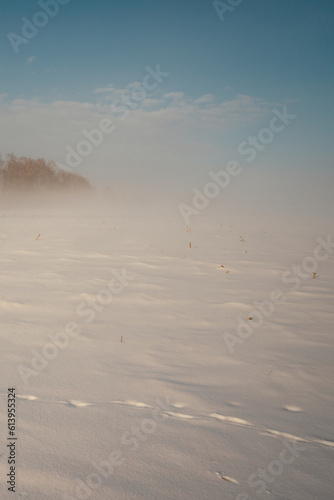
[[0, 154, 92, 193]]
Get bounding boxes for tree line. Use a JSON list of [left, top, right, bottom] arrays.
[[0, 154, 92, 193]]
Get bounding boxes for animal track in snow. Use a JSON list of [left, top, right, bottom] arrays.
[[17, 395, 39, 401], [59, 400, 93, 408], [7, 395, 334, 449], [283, 405, 303, 412], [263, 429, 334, 448], [124, 400, 153, 408], [265, 429, 306, 442], [163, 411, 196, 420], [210, 413, 251, 426], [110, 400, 154, 409]]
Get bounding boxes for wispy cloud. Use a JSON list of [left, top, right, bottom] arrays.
[[92, 84, 116, 94], [27, 56, 35, 65], [194, 94, 215, 104], [92, 81, 275, 129], [0, 86, 278, 186], [164, 92, 185, 101]]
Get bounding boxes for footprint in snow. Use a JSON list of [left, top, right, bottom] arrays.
[[283, 405, 303, 412], [110, 400, 154, 409], [124, 400, 153, 408], [171, 402, 187, 409], [60, 400, 93, 408], [265, 429, 334, 448], [163, 411, 196, 419], [17, 395, 38, 401], [210, 413, 252, 426], [265, 429, 306, 442]]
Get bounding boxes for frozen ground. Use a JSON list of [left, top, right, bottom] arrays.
[[0, 206, 333, 499]]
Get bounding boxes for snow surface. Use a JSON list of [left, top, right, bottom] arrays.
[[0, 205, 333, 499]]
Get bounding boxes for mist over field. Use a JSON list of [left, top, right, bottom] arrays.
[[1, 0, 333, 499]]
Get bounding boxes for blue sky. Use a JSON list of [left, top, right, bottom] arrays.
[[0, 0, 333, 209]]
